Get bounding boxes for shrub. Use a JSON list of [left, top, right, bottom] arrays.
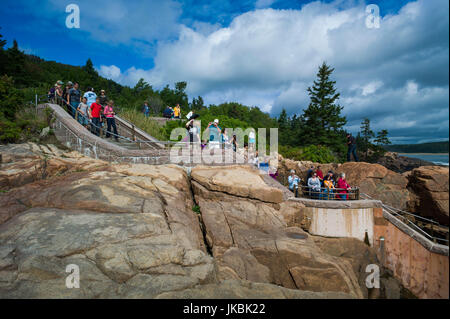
[[0, 115, 21, 143], [297, 145, 337, 163], [118, 108, 167, 141]]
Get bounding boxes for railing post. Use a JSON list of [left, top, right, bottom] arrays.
[[132, 124, 136, 142]]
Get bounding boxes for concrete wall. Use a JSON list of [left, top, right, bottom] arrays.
[[373, 207, 449, 299], [289, 198, 380, 245], [304, 207, 374, 245]]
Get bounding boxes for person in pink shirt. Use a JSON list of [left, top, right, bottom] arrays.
[[337, 172, 351, 200], [104, 100, 118, 141]]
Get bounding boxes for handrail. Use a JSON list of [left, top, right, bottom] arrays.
[[361, 192, 449, 245], [52, 95, 150, 146], [296, 184, 360, 200]]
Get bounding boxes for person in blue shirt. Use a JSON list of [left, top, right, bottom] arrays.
[[142, 101, 150, 117], [207, 119, 222, 149], [288, 169, 300, 197], [83, 87, 97, 107]]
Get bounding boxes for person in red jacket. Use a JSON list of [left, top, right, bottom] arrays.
[[90, 97, 102, 136], [337, 172, 351, 200]]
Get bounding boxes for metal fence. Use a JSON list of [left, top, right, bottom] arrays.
[[292, 185, 360, 200]]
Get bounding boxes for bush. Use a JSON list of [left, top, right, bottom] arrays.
[[0, 115, 21, 143], [0, 106, 54, 144], [297, 145, 337, 163], [118, 108, 167, 141], [279, 145, 303, 161], [280, 145, 337, 163]]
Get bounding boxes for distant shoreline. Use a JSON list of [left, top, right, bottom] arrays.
[[398, 153, 449, 156]]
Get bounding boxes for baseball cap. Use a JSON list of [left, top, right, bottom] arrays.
[[214, 119, 219, 124]]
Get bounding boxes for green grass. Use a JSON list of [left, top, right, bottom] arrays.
[[118, 108, 167, 141]]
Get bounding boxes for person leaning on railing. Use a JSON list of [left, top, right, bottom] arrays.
[[68, 82, 81, 119], [323, 172, 335, 200], [337, 172, 351, 200], [288, 169, 301, 198], [307, 172, 322, 199]]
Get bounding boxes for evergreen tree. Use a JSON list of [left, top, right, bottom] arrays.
[[374, 129, 391, 146], [191, 96, 205, 111], [0, 29, 7, 76], [174, 81, 188, 109], [300, 62, 347, 150], [5, 39, 28, 85], [82, 58, 97, 76], [360, 117, 375, 159]]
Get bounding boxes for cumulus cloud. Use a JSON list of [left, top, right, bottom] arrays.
[[97, 0, 448, 143]]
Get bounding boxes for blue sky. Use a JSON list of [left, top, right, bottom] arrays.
[[1, 0, 448, 144]]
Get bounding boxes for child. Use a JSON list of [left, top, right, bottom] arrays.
[[77, 97, 90, 129], [104, 100, 119, 141]]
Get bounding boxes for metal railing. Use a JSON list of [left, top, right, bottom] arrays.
[[294, 185, 360, 200], [41, 95, 199, 150], [361, 193, 449, 245]]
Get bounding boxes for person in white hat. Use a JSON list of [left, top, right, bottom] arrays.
[[288, 169, 300, 197], [206, 119, 222, 149]]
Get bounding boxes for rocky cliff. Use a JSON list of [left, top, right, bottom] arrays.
[[0, 143, 402, 298], [276, 156, 449, 225]]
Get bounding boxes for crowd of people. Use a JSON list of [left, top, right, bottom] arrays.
[[288, 165, 354, 200], [161, 104, 181, 119], [48, 81, 357, 202], [48, 81, 118, 141]]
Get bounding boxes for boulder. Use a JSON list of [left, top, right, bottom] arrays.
[[276, 158, 338, 185], [407, 166, 449, 225], [377, 152, 436, 174], [155, 279, 354, 299], [336, 162, 412, 210], [191, 166, 365, 298], [191, 165, 283, 203], [0, 145, 214, 298]]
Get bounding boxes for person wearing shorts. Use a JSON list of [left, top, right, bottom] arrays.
[[77, 97, 89, 128]]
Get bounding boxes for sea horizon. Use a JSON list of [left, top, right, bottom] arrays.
[[399, 153, 449, 166]]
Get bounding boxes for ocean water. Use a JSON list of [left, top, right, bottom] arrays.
[[399, 153, 449, 166]]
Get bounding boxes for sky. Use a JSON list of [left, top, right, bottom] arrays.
[[0, 0, 448, 144]]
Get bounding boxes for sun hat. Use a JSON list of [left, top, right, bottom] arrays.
[[57, 80, 63, 85]]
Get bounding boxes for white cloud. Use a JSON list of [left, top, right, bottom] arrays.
[[98, 65, 121, 81], [98, 0, 448, 143]]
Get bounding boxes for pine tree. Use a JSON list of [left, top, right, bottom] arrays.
[[374, 129, 391, 146], [360, 117, 375, 159], [300, 62, 347, 150], [278, 109, 290, 145], [0, 29, 7, 76], [82, 58, 97, 76], [5, 39, 27, 85]]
